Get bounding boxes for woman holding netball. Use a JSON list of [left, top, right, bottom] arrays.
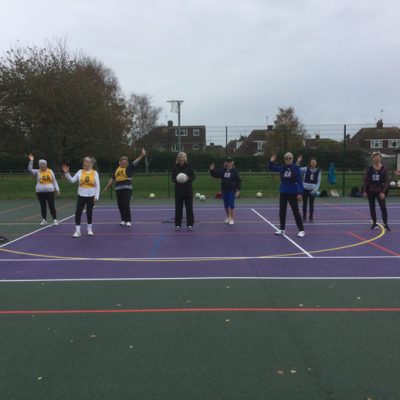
[[296, 155, 321, 222], [27, 153, 60, 226], [362, 151, 390, 231], [104, 149, 146, 227], [62, 157, 100, 238], [171, 152, 196, 231], [269, 152, 305, 237], [209, 156, 241, 225]]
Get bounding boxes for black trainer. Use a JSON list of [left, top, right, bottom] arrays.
[[370, 223, 378, 230], [384, 224, 391, 231]]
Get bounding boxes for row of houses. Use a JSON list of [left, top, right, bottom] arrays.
[[143, 120, 400, 156]]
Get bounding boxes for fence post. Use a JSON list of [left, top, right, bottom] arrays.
[[342, 124, 347, 197], [225, 126, 228, 156], [167, 170, 171, 198]]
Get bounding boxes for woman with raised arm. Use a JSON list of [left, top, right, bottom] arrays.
[[362, 151, 390, 231], [27, 153, 60, 226], [269, 152, 305, 237], [171, 152, 196, 231], [104, 149, 146, 227], [62, 157, 100, 238], [209, 156, 241, 225], [296, 155, 321, 222]]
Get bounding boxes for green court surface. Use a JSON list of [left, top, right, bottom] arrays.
[[1, 280, 400, 400], [1, 199, 400, 400]]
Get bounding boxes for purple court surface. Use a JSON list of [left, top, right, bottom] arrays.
[[0, 203, 399, 281]]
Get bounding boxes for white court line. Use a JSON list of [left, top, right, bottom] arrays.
[[0, 255, 398, 263], [251, 208, 313, 258], [1, 276, 400, 282], [0, 213, 76, 249]]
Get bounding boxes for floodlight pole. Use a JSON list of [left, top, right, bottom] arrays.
[[167, 100, 184, 152]]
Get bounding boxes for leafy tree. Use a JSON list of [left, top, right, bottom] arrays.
[[0, 39, 132, 170], [267, 107, 308, 154]]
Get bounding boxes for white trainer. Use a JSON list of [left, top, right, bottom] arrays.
[[120, 221, 126, 226], [275, 229, 285, 235], [187, 226, 193, 231], [229, 219, 235, 225], [126, 222, 131, 227], [87, 228, 94, 236], [175, 226, 181, 231], [40, 219, 47, 226], [53, 219, 59, 226], [297, 231, 305, 238], [224, 217, 231, 224], [73, 231, 81, 238]]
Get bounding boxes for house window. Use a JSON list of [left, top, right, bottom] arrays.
[[171, 144, 182, 152], [255, 141, 265, 150], [193, 129, 200, 136], [388, 139, 400, 148], [193, 144, 199, 150], [155, 144, 165, 151], [370, 139, 382, 149], [175, 129, 188, 137]]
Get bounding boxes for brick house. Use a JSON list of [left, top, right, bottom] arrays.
[[235, 128, 274, 156], [349, 121, 400, 156], [145, 121, 206, 152], [226, 136, 246, 155]]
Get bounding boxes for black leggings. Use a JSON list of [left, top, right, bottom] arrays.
[[36, 192, 57, 220], [367, 191, 388, 224], [279, 193, 304, 231], [75, 195, 95, 225], [303, 189, 316, 218], [116, 189, 132, 222], [175, 196, 194, 227]]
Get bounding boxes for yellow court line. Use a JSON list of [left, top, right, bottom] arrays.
[[0, 225, 387, 262]]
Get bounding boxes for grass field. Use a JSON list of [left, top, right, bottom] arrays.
[[0, 171, 364, 200]]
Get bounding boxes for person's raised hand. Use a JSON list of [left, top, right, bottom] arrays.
[[28, 153, 34, 161], [61, 164, 69, 173], [270, 154, 277, 163], [209, 163, 215, 170]]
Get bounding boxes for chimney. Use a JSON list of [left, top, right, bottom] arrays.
[[376, 119, 383, 129], [167, 120, 174, 127]]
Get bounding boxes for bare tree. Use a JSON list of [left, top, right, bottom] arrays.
[[128, 93, 162, 172]]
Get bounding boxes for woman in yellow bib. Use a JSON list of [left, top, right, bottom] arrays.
[[104, 149, 146, 227], [62, 157, 100, 238], [28, 153, 60, 226]]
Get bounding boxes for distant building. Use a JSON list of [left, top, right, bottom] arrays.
[[145, 121, 206, 152], [235, 127, 274, 156], [226, 136, 246, 155], [348, 120, 400, 156], [305, 134, 340, 150]]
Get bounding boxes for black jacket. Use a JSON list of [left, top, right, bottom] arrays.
[[209, 167, 241, 192], [172, 163, 196, 197]]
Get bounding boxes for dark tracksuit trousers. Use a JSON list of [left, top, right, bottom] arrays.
[[175, 196, 194, 227], [367, 191, 388, 224], [116, 189, 132, 222], [279, 193, 304, 231], [75, 195, 94, 225], [302, 189, 316, 218], [36, 192, 57, 220]]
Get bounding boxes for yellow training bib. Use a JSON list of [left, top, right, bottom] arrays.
[[114, 167, 131, 182], [39, 169, 53, 185], [80, 170, 96, 188]]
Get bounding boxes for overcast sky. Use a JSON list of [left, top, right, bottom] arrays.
[[1, 0, 400, 128]]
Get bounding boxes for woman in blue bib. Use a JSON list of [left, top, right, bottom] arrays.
[[269, 152, 305, 237], [362, 151, 390, 231], [297, 155, 321, 222]]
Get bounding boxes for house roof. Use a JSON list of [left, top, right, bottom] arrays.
[[351, 127, 400, 142]]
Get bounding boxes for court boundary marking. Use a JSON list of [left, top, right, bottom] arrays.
[[0, 212, 388, 262], [1, 306, 400, 315]]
